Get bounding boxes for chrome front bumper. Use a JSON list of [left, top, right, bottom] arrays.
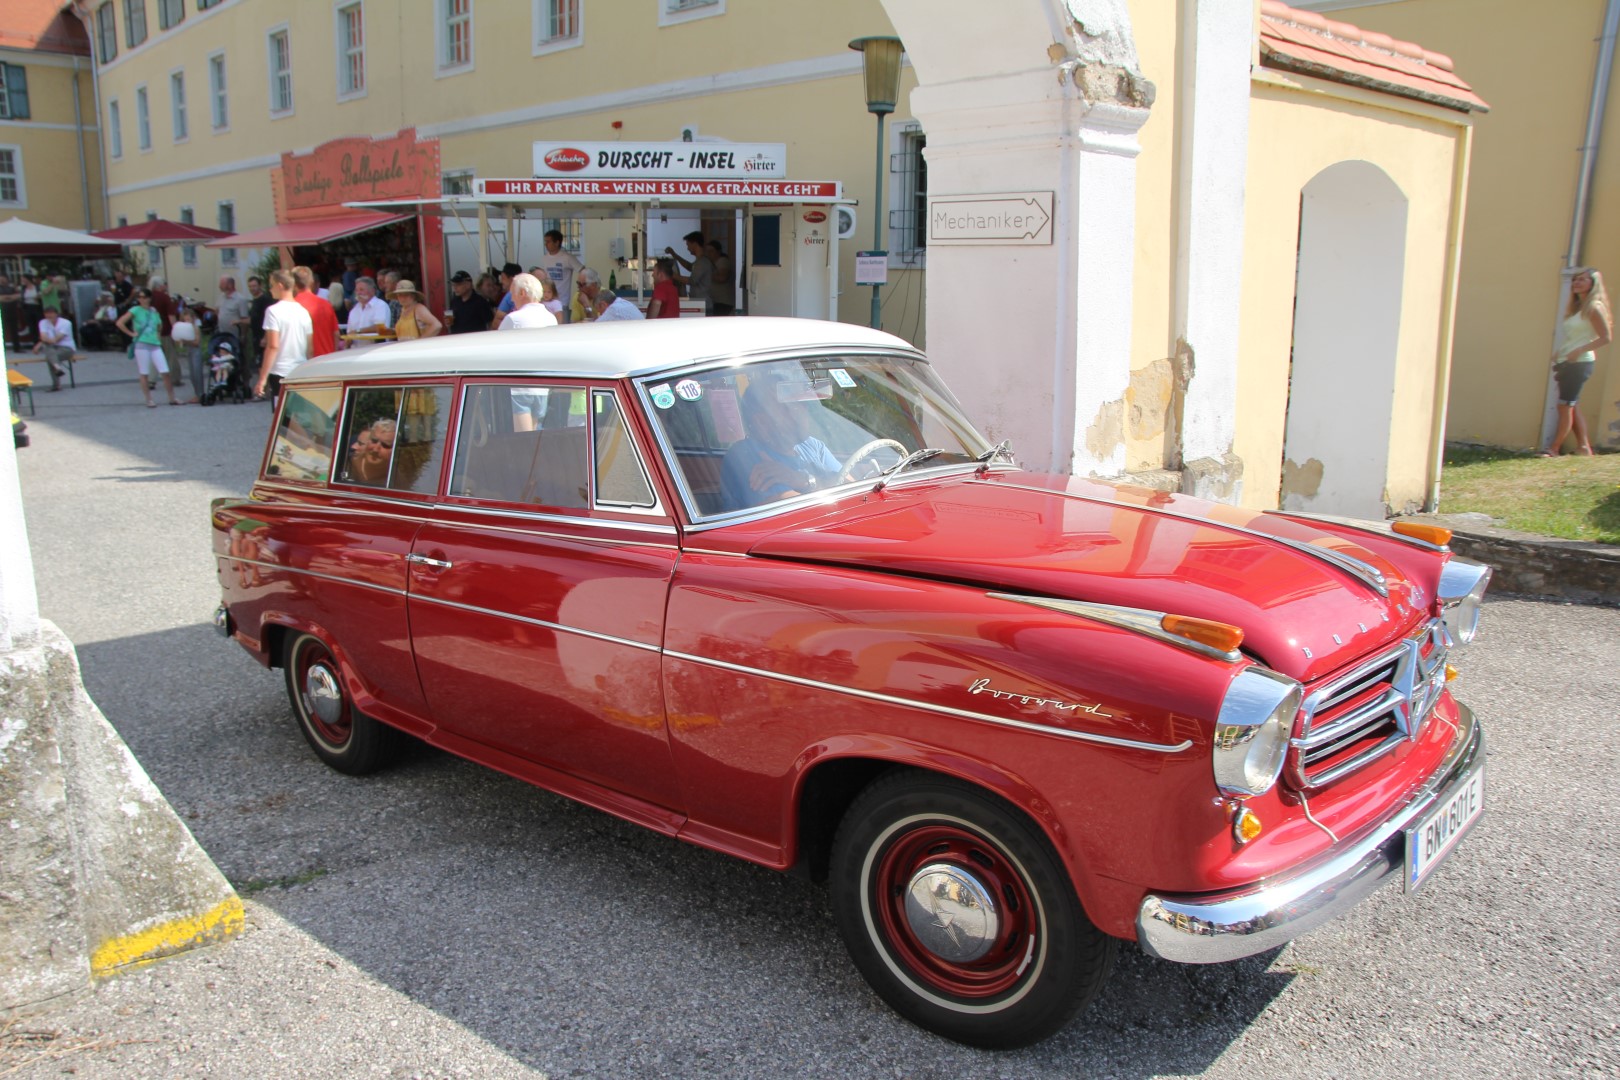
[[1137, 702, 1483, 964]]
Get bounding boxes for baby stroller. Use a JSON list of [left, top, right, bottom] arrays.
[[200, 331, 246, 405]]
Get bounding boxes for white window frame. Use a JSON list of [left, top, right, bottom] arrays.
[[888, 121, 927, 268], [658, 0, 724, 28], [208, 51, 228, 131], [179, 205, 197, 266], [0, 146, 26, 209], [135, 83, 152, 150], [217, 200, 237, 267], [267, 25, 293, 117], [532, 0, 583, 57], [541, 217, 583, 257], [169, 68, 188, 143], [335, 2, 367, 101], [108, 98, 123, 159], [124, 0, 148, 49], [436, 0, 474, 76]]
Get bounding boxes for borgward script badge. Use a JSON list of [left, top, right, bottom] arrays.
[[967, 678, 1112, 718]]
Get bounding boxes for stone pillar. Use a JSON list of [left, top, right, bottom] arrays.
[[0, 346, 241, 1013], [883, 0, 1152, 475]]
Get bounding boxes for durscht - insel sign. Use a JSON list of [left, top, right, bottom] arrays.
[[532, 141, 787, 180]]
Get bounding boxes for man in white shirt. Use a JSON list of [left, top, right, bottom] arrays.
[[497, 274, 560, 330], [591, 288, 646, 323], [345, 276, 393, 342], [536, 229, 583, 323], [33, 305, 75, 390], [254, 270, 314, 400]]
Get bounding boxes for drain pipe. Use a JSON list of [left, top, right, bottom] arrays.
[[1541, 0, 1620, 446], [71, 56, 91, 231]]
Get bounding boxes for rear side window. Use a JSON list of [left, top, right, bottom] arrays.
[[265, 386, 342, 483], [450, 384, 590, 509], [593, 390, 656, 509], [336, 385, 454, 494]]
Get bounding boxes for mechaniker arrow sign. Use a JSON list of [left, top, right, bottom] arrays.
[[928, 192, 1054, 246]]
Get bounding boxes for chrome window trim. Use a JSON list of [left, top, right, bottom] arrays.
[[973, 479, 1390, 598], [428, 501, 678, 538], [663, 650, 1192, 753], [251, 483, 680, 536], [590, 388, 661, 513], [1265, 509, 1450, 553], [990, 593, 1243, 663]]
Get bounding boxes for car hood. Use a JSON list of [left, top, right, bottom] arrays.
[[746, 472, 1427, 681]]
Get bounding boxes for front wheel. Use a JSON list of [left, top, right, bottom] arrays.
[[283, 632, 394, 775], [829, 772, 1115, 1048]]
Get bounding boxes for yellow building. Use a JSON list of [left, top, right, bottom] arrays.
[[0, 0, 103, 232], [1304, 0, 1620, 453], [81, 0, 1486, 514]]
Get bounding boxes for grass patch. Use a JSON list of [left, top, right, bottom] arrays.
[[1439, 445, 1620, 544], [235, 867, 330, 895]]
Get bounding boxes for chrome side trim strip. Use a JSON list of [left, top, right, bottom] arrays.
[[969, 479, 1390, 597], [408, 594, 662, 653], [213, 556, 406, 597], [663, 650, 1192, 753], [990, 593, 1242, 663], [1265, 509, 1450, 553]]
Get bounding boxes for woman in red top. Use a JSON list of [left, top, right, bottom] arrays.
[[648, 258, 682, 319]]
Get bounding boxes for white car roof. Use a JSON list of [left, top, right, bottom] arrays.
[[285, 317, 922, 383]]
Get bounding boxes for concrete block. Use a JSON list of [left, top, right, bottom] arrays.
[[0, 622, 241, 1012]]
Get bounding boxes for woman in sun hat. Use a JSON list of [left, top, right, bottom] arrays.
[[388, 280, 443, 339]]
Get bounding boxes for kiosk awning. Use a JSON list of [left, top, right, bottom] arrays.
[[205, 210, 411, 248]]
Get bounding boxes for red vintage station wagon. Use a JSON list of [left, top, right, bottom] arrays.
[[212, 318, 1489, 1047]]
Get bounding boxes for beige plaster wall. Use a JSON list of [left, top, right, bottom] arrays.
[[1239, 75, 1467, 510], [0, 50, 103, 233], [1336, 0, 1620, 450]]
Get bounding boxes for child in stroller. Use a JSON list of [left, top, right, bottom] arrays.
[[200, 330, 244, 405]]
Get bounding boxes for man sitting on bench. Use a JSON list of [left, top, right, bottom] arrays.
[[33, 305, 75, 391]]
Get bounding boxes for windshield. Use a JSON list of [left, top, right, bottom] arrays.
[[640, 352, 992, 519]]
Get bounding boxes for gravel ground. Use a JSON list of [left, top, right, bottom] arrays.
[[7, 349, 1619, 1078]]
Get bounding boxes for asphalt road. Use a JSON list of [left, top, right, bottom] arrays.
[[8, 350, 1619, 1078]]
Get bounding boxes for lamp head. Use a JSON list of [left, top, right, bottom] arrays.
[[849, 36, 903, 115]]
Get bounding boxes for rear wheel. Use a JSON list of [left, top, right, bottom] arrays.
[[829, 772, 1114, 1048], [283, 633, 393, 774]]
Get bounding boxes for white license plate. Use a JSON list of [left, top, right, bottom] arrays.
[[1404, 759, 1484, 892]]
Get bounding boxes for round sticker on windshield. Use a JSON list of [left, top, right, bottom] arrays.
[[650, 384, 676, 409], [675, 379, 704, 401]]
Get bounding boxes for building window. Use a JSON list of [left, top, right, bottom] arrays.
[[534, 0, 581, 55], [124, 0, 148, 48], [0, 64, 28, 121], [267, 27, 292, 115], [337, 3, 366, 98], [442, 170, 474, 196], [658, 0, 724, 27], [170, 70, 188, 141], [117, 215, 128, 227], [218, 201, 236, 267], [180, 206, 197, 266], [890, 124, 927, 263], [439, 0, 473, 72], [541, 217, 583, 256], [197, 0, 224, 9], [157, 0, 184, 30], [0, 147, 24, 207], [96, 3, 118, 63], [208, 52, 227, 129], [108, 100, 123, 158], [144, 210, 160, 273], [135, 85, 151, 149]]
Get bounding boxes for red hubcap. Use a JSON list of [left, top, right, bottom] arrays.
[[872, 823, 1039, 999]]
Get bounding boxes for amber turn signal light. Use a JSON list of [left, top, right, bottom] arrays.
[[1161, 615, 1244, 655], [1392, 520, 1452, 547], [1232, 806, 1263, 844], [1446, 664, 1459, 682]]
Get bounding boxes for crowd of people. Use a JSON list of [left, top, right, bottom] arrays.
[[3, 230, 739, 407]]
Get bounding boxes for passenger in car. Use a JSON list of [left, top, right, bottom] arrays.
[[720, 376, 843, 509], [346, 419, 395, 485]]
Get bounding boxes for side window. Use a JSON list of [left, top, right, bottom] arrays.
[[266, 386, 342, 483], [336, 385, 453, 493], [592, 391, 655, 509], [450, 384, 589, 509]]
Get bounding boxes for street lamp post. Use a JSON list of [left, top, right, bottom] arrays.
[[849, 36, 903, 330]]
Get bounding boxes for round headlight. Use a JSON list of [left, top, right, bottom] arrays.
[[1213, 668, 1303, 798], [1437, 557, 1492, 646]]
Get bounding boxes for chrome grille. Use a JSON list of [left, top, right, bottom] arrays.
[[1288, 620, 1449, 789]]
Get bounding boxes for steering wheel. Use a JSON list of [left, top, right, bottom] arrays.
[[841, 438, 907, 479]]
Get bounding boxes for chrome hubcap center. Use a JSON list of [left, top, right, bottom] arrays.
[[903, 861, 999, 963], [304, 663, 343, 725]]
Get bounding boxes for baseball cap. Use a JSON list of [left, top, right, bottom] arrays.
[[450, 270, 473, 283]]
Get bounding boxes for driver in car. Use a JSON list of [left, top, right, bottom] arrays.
[[721, 375, 845, 509]]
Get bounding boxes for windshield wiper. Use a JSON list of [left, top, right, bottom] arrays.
[[874, 447, 946, 491], [974, 440, 1013, 472]]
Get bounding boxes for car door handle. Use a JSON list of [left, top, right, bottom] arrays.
[[405, 553, 453, 569]]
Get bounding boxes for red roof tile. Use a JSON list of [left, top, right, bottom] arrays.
[[0, 0, 91, 57], [1258, 0, 1488, 113]]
